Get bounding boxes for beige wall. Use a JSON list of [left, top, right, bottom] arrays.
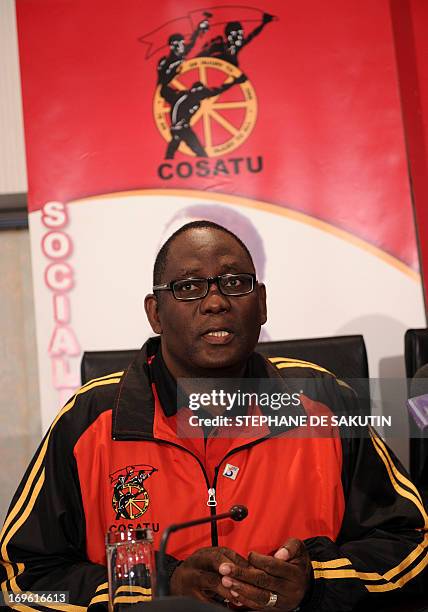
[[0, 0, 28, 194], [0, 229, 40, 524], [0, 1, 37, 524]]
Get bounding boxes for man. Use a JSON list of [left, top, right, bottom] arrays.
[[155, 16, 210, 86], [161, 74, 247, 159], [198, 13, 273, 67], [1, 221, 427, 611]]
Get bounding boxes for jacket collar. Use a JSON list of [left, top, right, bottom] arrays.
[[112, 337, 158, 440], [112, 336, 284, 441]]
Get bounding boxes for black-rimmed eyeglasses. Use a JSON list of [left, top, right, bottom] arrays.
[[153, 273, 256, 301]]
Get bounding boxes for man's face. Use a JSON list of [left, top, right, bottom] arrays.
[[228, 29, 244, 47], [170, 39, 185, 56], [145, 228, 267, 378]]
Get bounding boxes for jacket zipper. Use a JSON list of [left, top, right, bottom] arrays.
[[150, 438, 220, 544], [210, 436, 278, 547], [207, 488, 217, 507], [210, 470, 220, 545]]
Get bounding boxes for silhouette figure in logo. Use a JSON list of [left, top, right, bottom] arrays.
[[113, 467, 157, 520], [156, 15, 211, 85], [198, 13, 273, 67], [127, 468, 157, 488], [161, 73, 248, 159], [113, 471, 133, 520]]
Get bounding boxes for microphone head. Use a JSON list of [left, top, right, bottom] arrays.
[[230, 505, 248, 521]]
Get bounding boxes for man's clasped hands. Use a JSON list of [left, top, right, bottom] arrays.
[[171, 538, 312, 610]]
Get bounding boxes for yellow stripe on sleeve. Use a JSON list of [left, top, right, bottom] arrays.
[[312, 558, 352, 569], [366, 551, 428, 592], [0, 378, 121, 551], [271, 359, 332, 375], [271, 359, 352, 389], [88, 593, 110, 606], [370, 427, 424, 506], [313, 515, 428, 590], [0, 378, 121, 604], [369, 428, 428, 528], [81, 371, 124, 390], [314, 568, 361, 580]]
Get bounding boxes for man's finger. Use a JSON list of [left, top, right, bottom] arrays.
[[248, 551, 302, 580], [222, 568, 272, 591], [214, 548, 251, 578], [221, 578, 285, 611], [275, 538, 306, 561], [273, 547, 290, 561], [197, 569, 235, 601], [221, 561, 289, 589], [193, 547, 249, 574], [171, 547, 253, 601]]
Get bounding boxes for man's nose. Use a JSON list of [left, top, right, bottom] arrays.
[[199, 282, 230, 314]]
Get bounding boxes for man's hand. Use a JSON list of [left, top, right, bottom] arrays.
[[219, 538, 312, 610], [170, 546, 250, 603], [198, 19, 210, 32]]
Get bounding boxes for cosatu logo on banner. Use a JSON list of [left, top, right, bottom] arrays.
[[139, 6, 276, 179]]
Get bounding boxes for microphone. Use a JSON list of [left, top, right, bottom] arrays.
[[229, 505, 248, 521], [156, 505, 248, 597]]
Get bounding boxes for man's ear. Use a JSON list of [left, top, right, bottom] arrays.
[[257, 283, 267, 326], [144, 294, 162, 334]]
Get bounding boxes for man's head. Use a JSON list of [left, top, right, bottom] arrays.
[[158, 204, 266, 281], [225, 21, 244, 47], [168, 33, 185, 56], [145, 221, 267, 379]]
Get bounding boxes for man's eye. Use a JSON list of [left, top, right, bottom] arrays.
[[225, 277, 241, 287], [177, 281, 198, 292]]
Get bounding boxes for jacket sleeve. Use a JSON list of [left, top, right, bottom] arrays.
[[0, 391, 110, 610], [301, 378, 428, 611]]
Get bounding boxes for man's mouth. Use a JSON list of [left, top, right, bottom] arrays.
[[202, 329, 234, 345]]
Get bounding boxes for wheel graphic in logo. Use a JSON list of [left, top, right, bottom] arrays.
[[112, 483, 149, 519], [153, 57, 257, 158], [110, 465, 157, 520]]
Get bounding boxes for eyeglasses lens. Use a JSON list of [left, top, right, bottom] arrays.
[[173, 279, 207, 299], [219, 274, 253, 295]]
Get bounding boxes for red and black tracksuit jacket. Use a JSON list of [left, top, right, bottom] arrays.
[[1, 337, 427, 610]]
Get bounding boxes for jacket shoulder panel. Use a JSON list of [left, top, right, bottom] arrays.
[[53, 371, 124, 449], [269, 356, 336, 378]]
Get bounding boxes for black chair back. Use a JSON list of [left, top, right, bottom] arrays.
[[404, 329, 428, 492], [81, 349, 139, 384], [405, 328, 428, 379], [256, 335, 368, 381]]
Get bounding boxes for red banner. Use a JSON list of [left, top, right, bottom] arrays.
[[18, 0, 418, 265]]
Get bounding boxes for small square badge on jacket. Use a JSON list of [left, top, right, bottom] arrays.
[[223, 464, 239, 480]]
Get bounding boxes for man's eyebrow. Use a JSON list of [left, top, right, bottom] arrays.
[[219, 263, 243, 273], [175, 263, 245, 278], [176, 268, 203, 277]]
